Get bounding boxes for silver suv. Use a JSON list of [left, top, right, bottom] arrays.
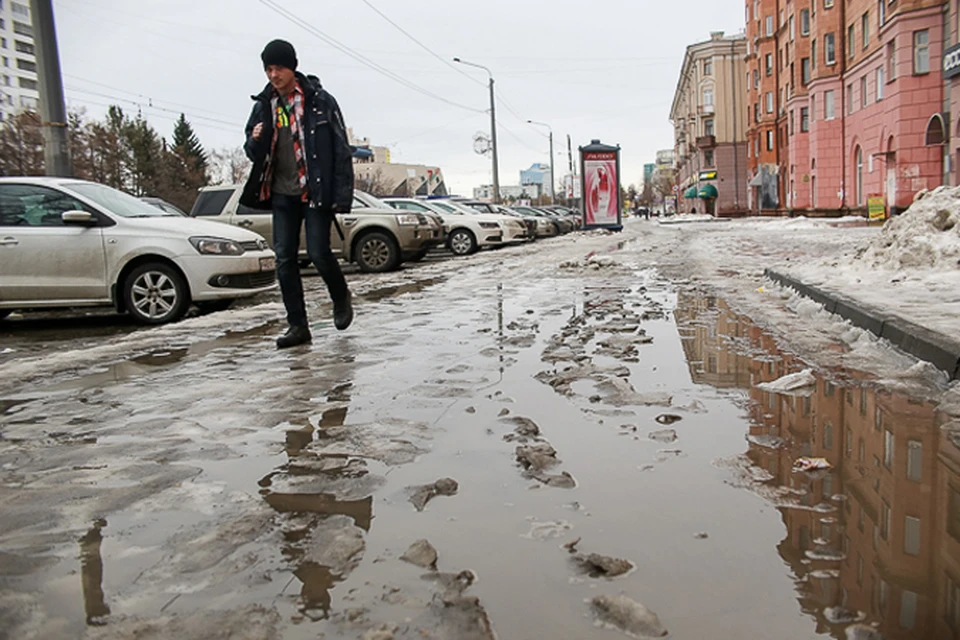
[[190, 186, 443, 273]]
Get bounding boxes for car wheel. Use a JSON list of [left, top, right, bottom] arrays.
[[448, 229, 477, 256], [355, 231, 400, 273], [123, 262, 189, 325], [195, 299, 234, 314], [408, 249, 429, 262]]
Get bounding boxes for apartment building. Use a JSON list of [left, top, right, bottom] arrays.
[[0, 0, 38, 122], [745, 0, 947, 216], [669, 32, 748, 216]]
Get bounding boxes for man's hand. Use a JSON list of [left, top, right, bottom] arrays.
[[252, 123, 264, 141]]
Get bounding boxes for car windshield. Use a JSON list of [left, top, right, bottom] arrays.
[[355, 191, 391, 209], [69, 183, 176, 217], [429, 201, 459, 214]]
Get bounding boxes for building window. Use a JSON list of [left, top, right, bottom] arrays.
[[905, 516, 921, 556], [812, 38, 817, 68], [14, 40, 33, 55], [847, 83, 854, 114], [879, 0, 886, 26], [12, 21, 32, 37], [856, 146, 864, 205], [810, 94, 816, 121], [907, 440, 922, 481], [767, 129, 774, 150], [825, 33, 836, 65], [900, 591, 917, 629], [10, 1, 28, 17], [848, 25, 856, 59], [704, 119, 714, 136], [861, 76, 867, 108], [859, 438, 865, 461], [789, 109, 795, 135], [825, 90, 835, 119], [790, 15, 795, 40], [914, 30, 930, 74], [753, 69, 759, 89], [950, 488, 960, 541], [884, 429, 894, 468], [948, 576, 960, 631], [846, 428, 853, 456], [881, 499, 891, 540], [16, 58, 34, 73], [766, 53, 773, 76], [704, 58, 713, 76], [766, 15, 774, 36], [877, 67, 884, 100], [755, 101, 760, 122], [802, 57, 811, 84], [801, 9, 810, 35], [0, 38, 5, 49], [825, 0, 833, 7], [703, 87, 713, 107], [888, 40, 896, 80], [704, 149, 714, 166], [17, 76, 36, 90], [862, 13, 869, 49], [766, 91, 773, 113]]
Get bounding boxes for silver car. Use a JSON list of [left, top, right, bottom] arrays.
[[0, 177, 276, 324]]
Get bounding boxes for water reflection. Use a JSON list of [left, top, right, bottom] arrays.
[[79, 519, 110, 625], [260, 370, 373, 620], [677, 291, 958, 639]]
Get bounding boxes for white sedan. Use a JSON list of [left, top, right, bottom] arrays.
[[0, 177, 276, 324], [384, 197, 525, 255]]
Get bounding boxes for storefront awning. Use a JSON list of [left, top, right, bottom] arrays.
[[683, 186, 698, 199], [698, 184, 718, 199]]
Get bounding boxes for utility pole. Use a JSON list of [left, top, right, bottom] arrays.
[[488, 76, 500, 204], [453, 57, 500, 204], [567, 134, 574, 174], [30, 0, 72, 176]]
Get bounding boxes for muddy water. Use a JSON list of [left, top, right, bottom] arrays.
[[0, 237, 956, 639]]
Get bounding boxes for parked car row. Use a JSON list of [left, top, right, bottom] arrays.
[[0, 176, 586, 326]]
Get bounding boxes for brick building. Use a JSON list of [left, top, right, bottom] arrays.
[[745, 0, 948, 216], [670, 32, 749, 216]]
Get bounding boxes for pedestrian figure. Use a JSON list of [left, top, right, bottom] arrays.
[[690, 206, 697, 214], [241, 39, 355, 348]]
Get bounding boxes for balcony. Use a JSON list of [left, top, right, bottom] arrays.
[[699, 104, 715, 115], [696, 135, 716, 149]]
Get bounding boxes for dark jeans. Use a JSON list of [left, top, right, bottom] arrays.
[[272, 194, 348, 328]]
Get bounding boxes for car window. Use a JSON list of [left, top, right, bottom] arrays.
[[430, 201, 458, 214], [191, 190, 233, 216], [392, 201, 429, 212], [0, 184, 91, 227], [352, 196, 369, 209], [156, 201, 187, 216], [237, 203, 270, 214]]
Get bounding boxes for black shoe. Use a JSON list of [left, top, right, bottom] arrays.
[[277, 325, 312, 349], [333, 290, 353, 331]]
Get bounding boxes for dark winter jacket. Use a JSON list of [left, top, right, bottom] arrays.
[[240, 72, 354, 212]]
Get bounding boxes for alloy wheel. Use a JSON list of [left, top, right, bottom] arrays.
[[130, 270, 179, 320], [360, 238, 391, 269]]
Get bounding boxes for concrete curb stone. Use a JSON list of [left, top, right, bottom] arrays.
[[764, 269, 960, 380]]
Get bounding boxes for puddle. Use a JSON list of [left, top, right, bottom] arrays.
[[1, 242, 956, 640]]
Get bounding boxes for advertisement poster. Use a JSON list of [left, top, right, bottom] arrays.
[[582, 151, 619, 226], [867, 195, 886, 221]]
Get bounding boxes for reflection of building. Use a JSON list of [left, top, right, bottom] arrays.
[[669, 31, 748, 216], [0, 0, 39, 122], [677, 289, 953, 638]]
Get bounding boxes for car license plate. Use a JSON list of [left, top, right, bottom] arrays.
[[259, 257, 275, 271]]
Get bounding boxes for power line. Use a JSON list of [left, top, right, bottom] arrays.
[[63, 87, 243, 133], [359, 0, 484, 88], [258, 0, 484, 114]]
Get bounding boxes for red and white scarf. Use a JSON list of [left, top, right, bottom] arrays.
[[260, 83, 309, 202]]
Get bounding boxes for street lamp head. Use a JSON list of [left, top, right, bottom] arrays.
[[453, 57, 461, 62]]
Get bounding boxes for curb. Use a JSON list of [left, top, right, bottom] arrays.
[[765, 269, 960, 381]]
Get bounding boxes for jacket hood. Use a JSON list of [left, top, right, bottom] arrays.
[[252, 72, 322, 102]]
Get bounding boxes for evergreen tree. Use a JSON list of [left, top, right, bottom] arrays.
[[122, 113, 164, 196], [172, 113, 207, 174]]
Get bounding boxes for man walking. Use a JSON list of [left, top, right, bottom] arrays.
[[241, 39, 354, 348]]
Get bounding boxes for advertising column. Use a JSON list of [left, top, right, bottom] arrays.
[[579, 139, 623, 231]]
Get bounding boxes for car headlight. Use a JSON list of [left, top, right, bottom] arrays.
[[395, 214, 420, 226], [190, 236, 244, 256], [479, 222, 500, 229]]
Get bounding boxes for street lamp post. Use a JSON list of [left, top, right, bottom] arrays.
[[453, 57, 500, 204], [527, 120, 554, 204]]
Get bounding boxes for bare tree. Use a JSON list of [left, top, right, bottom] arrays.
[[0, 111, 44, 176], [354, 168, 393, 197], [209, 147, 252, 185]]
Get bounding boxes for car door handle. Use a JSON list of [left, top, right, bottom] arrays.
[[237, 219, 254, 228], [0, 236, 18, 246]]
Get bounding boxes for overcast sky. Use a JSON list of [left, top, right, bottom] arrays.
[[53, 0, 744, 195]]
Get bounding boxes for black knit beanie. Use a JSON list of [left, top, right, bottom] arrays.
[[261, 39, 298, 71]]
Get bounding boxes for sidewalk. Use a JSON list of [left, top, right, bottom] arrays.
[[764, 268, 960, 380]]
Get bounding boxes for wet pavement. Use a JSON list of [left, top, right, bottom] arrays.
[[1, 224, 958, 639]]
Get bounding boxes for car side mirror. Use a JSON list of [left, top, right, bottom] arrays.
[[62, 210, 95, 225]]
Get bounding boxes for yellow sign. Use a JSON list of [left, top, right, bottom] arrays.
[[867, 196, 886, 220], [698, 170, 718, 181]]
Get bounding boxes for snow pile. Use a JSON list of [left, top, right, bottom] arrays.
[[756, 368, 817, 395], [855, 186, 960, 269], [661, 213, 715, 223], [738, 215, 866, 230]]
